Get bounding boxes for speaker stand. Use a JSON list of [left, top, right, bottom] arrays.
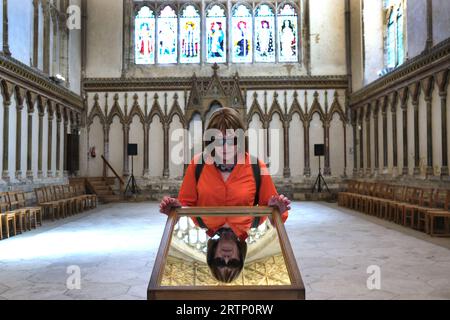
[[125, 156, 140, 196], [311, 156, 330, 193]]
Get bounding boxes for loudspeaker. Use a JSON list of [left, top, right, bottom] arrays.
[[127, 143, 138, 156], [314, 144, 325, 157]]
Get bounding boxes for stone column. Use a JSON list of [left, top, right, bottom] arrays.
[[15, 88, 26, 180], [303, 121, 311, 177], [56, 113, 61, 176], [63, 113, 68, 176], [323, 121, 331, 176], [47, 105, 54, 177], [410, 83, 421, 176], [373, 102, 380, 175], [43, 0, 50, 74], [163, 122, 170, 178], [436, 70, 449, 177], [123, 122, 130, 177], [390, 93, 399, 172], [382, 103, 388, 173], [365, 106, 371, 176], [421, 76, 435, 176], [399, 87, 409, 175], [283, 120, 291, 178], [38, 108, 44, 178], [143, 122, 150, 177], [102, 122, 110, 177], [26, 98, 35, 180], [352, 111, 358, 177], [2, 98, 10, 181], [358, 109, 364, 176]]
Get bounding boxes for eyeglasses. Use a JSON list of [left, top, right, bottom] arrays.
[[211, 257, 241, 268]]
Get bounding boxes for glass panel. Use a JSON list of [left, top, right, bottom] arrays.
[[277, 3, 299, 63], [161, 215, 291, 286], [135, 6, 155, 65], [180, 5, 201, 64], [231, 4, 253, 63], [396, 7, 404, 66], [206, 5, 227, 63], [386, 11, 396, 68], [255, 4, 275, 63], [157, 6, 178, 64]]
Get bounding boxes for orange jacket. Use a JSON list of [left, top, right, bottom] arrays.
[[177, 152, 289, 240]]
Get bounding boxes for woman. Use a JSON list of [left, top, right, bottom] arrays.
[[160, 107, 291, 283]]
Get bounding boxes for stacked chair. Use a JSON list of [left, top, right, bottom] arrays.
[[0, 183, 98, 240], [338, 181, 450, 237], [34, 183, 97, 222]]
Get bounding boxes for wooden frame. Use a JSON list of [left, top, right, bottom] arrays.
[[147, 206, 305, 300]]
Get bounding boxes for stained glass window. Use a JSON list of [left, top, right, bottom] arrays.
[[231, 4, 252, 63], [255, 4, 275, 63], [157, 6, 178, 64], [277, 3, 298, 63], [206, 4, 226, 63], [135, 6, 155, 65], [180, 5, 201, 64], [384, 0, 405, 69], [396, 5, 404, 66]]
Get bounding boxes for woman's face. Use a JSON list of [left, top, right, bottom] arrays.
[[214, 229, 240, 263], [214, 131, 237, 164]]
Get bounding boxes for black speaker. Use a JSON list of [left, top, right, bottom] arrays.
[[127, 143, 138, 156], [314, 144, 325, 157]]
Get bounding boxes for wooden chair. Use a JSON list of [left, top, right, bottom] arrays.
[[416, 188, 436, 231], [0, 193, 17, 239], [69, 184, 86, 212], [390, 186, 407, 223], [377, 184, 395, 220], [35, 187, 60, 221], [54, 185, 73, 216], [44, 186, 66, 219], [14, 191, 42, 229], [6, 192, 29, 233], [76, 183, 97, 209], [398, 187, 423, 228], [424, 190, 450, 237], [338, 180, 357, 208]]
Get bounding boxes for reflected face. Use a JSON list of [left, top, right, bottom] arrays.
[[214, 230, 240, 263]]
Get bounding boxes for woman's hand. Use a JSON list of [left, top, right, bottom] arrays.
[[268, 194, 291, 214], [159, 196, 182, 215]]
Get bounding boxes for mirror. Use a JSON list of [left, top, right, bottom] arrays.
[[161, 215, 291, 286]]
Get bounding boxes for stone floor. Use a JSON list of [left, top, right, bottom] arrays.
[[0, 201, 450, 300]]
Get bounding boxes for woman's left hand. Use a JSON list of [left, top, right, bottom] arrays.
[[268, 194, 291, 213]]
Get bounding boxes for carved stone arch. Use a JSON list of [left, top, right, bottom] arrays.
[[128, 102, 146, 125], [205, 2, 228, 16], [168, 99, 186, 127], [0, 80, 14, 102], [307, 93, 325, 123], [87, 94, 106, 127], [268, 96, 284, 122], [247, 98, 265, 127], [26, 91, 38, 113], [107, 95, 125, 125], [389, 91, 399, 113], [37, 95, 48, 114], [14, 86, 27, 107], [327, 96, 347, 123], [288, 92, 305, 122], [147, 99, 165, 125], [156, 2, 178, 16]]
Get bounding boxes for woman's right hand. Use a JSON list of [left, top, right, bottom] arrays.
[[159, 196, 182, 215]]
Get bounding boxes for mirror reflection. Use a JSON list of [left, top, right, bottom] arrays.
[[161, 215, 290, 286]]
